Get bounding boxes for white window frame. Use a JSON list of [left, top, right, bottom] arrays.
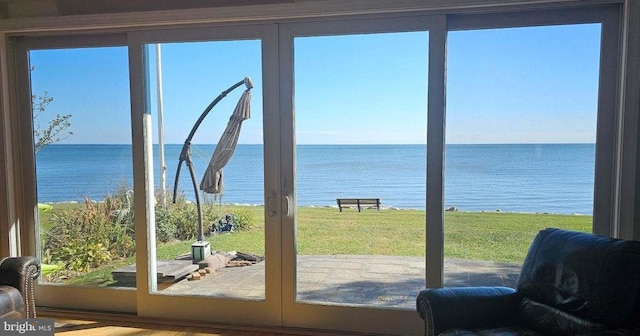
[[0, 1, 635, 335]]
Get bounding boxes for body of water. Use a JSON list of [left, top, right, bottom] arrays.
[[35, 143, 595, 214]]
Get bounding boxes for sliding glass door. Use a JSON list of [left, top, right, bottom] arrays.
[[14, 35, 138, 312], [439, 7, 622, 288], [128, 24, 282, 325], [279, 17, 435, 336], [444, 23, 601, 286]]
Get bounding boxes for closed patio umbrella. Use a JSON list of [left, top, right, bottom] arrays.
[[172, 77, 253, 244], [200, 85, 251, 194]]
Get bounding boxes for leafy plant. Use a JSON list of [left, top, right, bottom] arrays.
[[154, 207, 177, 243], [167, 200, 201, 240], [42, 191, 136, 272], [40, 184, 259, 281], [54, 241, 111, 272], [226, 208, 255, 231]]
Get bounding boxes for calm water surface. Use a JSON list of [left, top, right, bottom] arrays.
[[35, 143, 595, 214]]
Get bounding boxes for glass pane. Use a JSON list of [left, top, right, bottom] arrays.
[[31, 47, 133, 287], [294, 31, 428, 309], [143, 40, 266, 300], [444, 24, 601, 287]]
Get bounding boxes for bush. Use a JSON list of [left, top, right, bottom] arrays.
[[43, 196, 135, 272], [55, 241, 111, 272], [229, 208, 255, 231], [41, 186, 258, 275], [154, 192, 219, 240], [163, 200, 200, 240], [154, 206, 177, 243]]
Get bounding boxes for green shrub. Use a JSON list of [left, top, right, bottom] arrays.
[[40, 185, 258, 276], [43, 196, 135, 272], [54, 241, 111, 272], [229, 208, 255, 231], [168, 201, 200, 240], [154, 206, 177, 243]]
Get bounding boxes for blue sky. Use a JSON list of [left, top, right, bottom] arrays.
[[28, 23, 601, 145]]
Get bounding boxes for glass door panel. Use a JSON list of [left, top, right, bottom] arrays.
[[127, 24, 279, 326], [30, 47, 134, 288], [142, 40, 266, 300], [293, 31, 428, 309], [444, 24, 601, 287]]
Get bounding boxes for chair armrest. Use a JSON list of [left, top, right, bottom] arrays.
[[417, 286, 519, 336], [0, 257, 40, 318]]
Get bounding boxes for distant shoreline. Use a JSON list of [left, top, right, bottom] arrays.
[[38, 200, 593, 216]]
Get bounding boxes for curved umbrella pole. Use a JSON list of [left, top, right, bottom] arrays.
[[172, 77, 253, 243]]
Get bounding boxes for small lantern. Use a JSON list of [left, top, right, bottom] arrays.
[[191, 241, 211, 263]]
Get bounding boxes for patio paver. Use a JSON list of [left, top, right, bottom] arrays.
[[160, 255, 521, 309]]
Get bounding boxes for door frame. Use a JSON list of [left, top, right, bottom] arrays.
[[13, 33, 138, 313], [446, 5, 625, 238], [277, 15, 440, 336], [127, 23, 283, 325], [0, 1, 634, 335]]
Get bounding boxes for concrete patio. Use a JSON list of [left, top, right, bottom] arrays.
[[159, 255, 522, 310]]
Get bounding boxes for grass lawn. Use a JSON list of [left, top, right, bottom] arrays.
[[38, 204, 591, 286], [189, 206, 590, 262]]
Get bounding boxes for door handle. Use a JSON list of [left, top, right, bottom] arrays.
[[282, 196, 291, 217], [267, 195, 277, 217]]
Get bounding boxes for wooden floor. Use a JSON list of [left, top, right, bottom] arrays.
[[42, 310, 375, 336]]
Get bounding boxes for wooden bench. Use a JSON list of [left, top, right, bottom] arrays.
[[336, 198, 381, 212]]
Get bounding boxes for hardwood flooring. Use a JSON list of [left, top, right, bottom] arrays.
[[42, 309, 374, 336]]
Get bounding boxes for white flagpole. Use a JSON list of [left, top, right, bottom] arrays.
[[156, 44, 167, 207]]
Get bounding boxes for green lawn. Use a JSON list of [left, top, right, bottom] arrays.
[[189, 206, 590, 262], [443, 211, 590, 261], [38, 204, 592, 286]]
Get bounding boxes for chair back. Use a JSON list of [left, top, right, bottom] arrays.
[[517, 228, 640, 328]]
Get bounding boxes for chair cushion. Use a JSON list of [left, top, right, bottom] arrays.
[[0, 285, 25, 318], [518, 298, 606, 335], [517, 228, 640, 328]]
